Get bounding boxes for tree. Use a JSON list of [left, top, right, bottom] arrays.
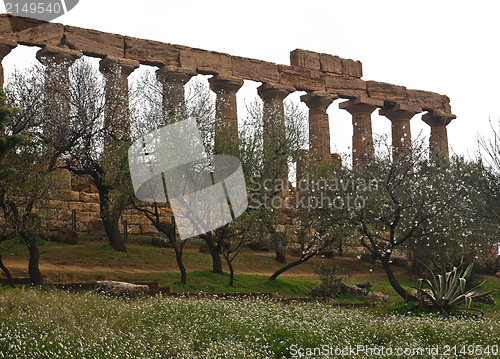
[[244, 99, 308, 263], [7, 59, 132, 252], [310, 138, 476, 300], [0, 89, 25, 287], [1, 66, 67, 285]]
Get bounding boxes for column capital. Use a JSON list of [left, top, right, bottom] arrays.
[[156, 65, 195, 85], [0, 39, 17, 58], [301, 91, 338, 109], [257, 82, 294, 102], [339, 96, 384, 114], [208, 75, 243, 93], [99, 56, 140, 77], [36, 46, 82, 66], [379, 103, 422, 120], [422, 110, 456, 127]]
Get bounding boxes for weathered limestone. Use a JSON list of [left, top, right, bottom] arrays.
[[258, 82, 294, 180], [407, 89, 451, 113], [99, 56, 139, 141], [0, 39, 17, 87], [156, 65, 194, 118], [232, 56, 280, 83], [64, 25, 124, 58], [208, 75, 243, 154], [290, 49, 363, 78], [422, 110, 456, 159], [36, 46, 81, 138], [379, 104, 422, 161], [278, 64, 325, 92], [125, 36, 182, 67], [301, 91, 338, 162], [366, 81, 407, 104], [339, 97, 383, 166], [324, 73, 367, 98]]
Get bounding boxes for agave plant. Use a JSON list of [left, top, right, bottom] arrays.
[[414, 260, 492, 317]]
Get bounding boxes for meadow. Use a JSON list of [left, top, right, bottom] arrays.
[[0, 288, 499, 358]]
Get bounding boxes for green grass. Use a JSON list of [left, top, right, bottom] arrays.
[[167, 270, 318, 297], [0, 288, 498, 359]]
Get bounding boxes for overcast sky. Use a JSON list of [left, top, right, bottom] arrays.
[[2, 0, 499, 159]]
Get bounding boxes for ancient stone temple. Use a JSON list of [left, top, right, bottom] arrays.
[[0, 15, 456, 234]]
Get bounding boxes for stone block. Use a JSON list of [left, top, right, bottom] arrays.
[[290, 49, 320, 70], [232, 56, 279, 83], [128, 224, 141, 235], [319, 53, 342, 74], [407, 89, 451, 112], [365, 291, 389, 304], [341, 58, 363, 78], [87, 218, 105, 236], [56, 228, 78, 245], [49, 200, 69, 211], [0, 15, 63, 47], [95, 281, 149, 299], [152, 232, 172, 248], [58, 211, 73, 221], [64, 25, 124, 58], [80, 192, 100, 204], [124, 36, 181, 67], [140, 224, 157, 235], [68, 201, 84, 212], [122, 214, 144, 225], [70, 202, 99, 213], [324, 73, 367, 98], [179, 47, 232, 76], [55, 190, 80, 202], [45, 220, 65, 230], [278, 65, 325, 92], [366, 81, 407, 104]]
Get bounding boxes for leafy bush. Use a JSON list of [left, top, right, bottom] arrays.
[[311, 264, 345, 298], [414, 260, 492, 317]]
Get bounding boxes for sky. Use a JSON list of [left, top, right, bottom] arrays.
[[1, 0, 499, 159]]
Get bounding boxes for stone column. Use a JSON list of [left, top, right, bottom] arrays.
[[156, 65, 194, 119], [257, 82, 293, 181], [379, 103, 421, 161], [301, 91, 337, 162], [208, 75, 243, 155], [0, 39, 17, 88], [36, 46, 82, 142], [99, 57, 139, 142], [422, 110, 455, 159], [36, 46, 82, 96], [339, 97, 383, 166]]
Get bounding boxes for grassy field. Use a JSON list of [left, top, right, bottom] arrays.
[[1, 235, 499, 305], [0, 288, 498, 358], [1, 236, 499, 358]]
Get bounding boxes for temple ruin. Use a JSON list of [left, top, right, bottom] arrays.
[[0, 15, 456, 235]]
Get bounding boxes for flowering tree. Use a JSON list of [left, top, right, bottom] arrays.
[[310, 140, 475, 300]]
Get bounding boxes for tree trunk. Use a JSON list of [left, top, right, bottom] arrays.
[[102, 215, 127, 252], [172, 246, 187, 285], [274, 233, 286, 263], [338, 238, 343, 256], [26, 236, 43, 285], [0, 254, 14, 287], [203, 233, 223, 274], [381, 258, 415, 301], [228, 259, 235, 286], [270, 256, 311, 281]]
